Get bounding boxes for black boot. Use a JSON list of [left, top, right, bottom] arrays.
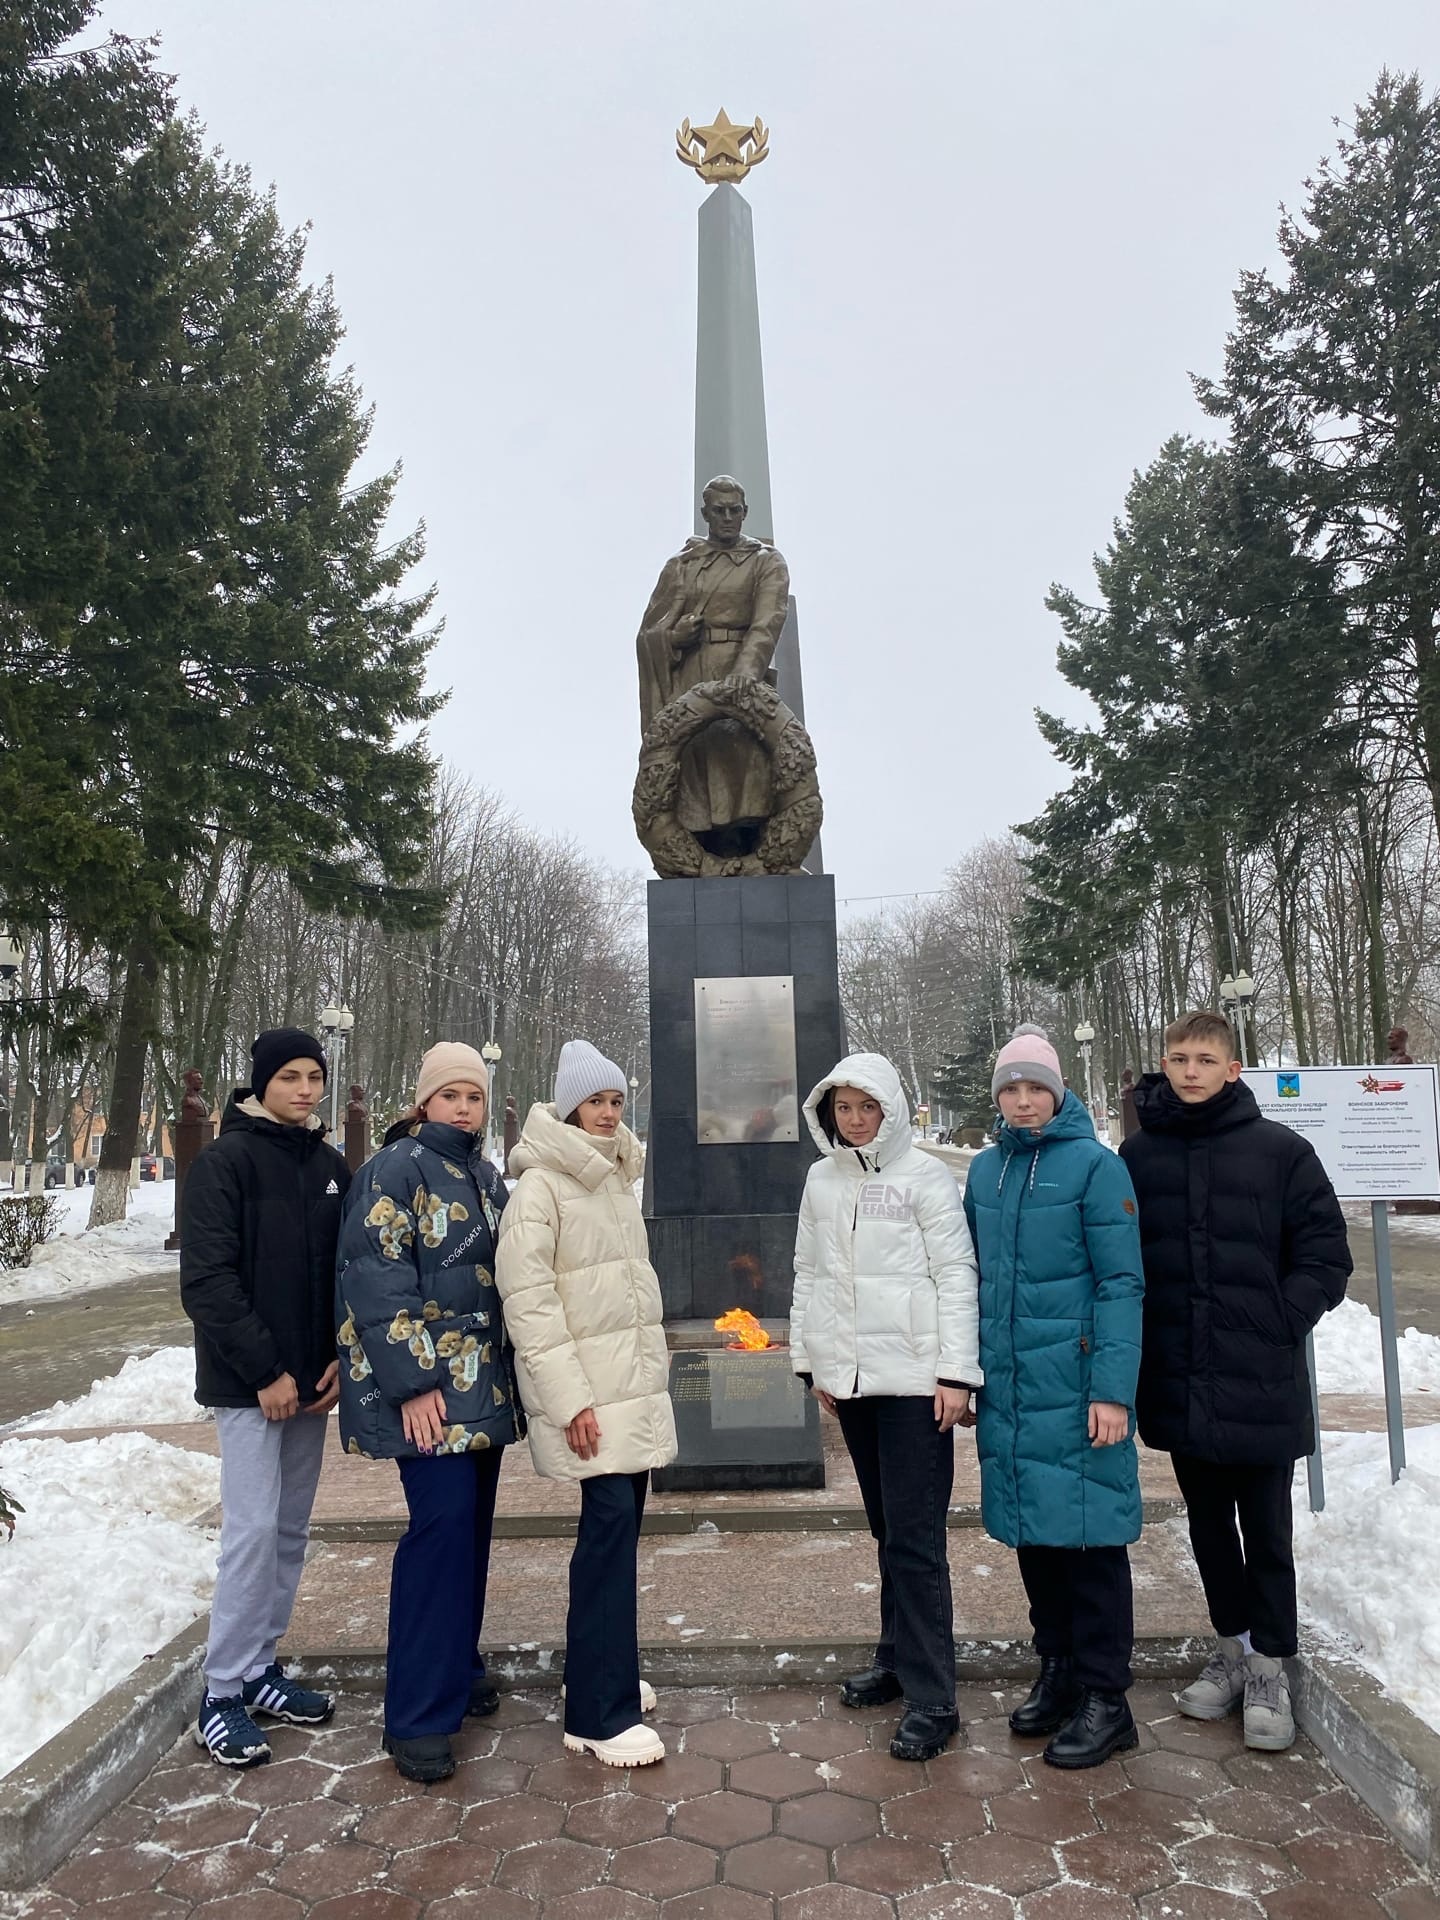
[[839, 1665, 904, 1709], [1008, 1657, 1083, 1737], [1042, 1690, 1138, 1770], [383, 1731, 456, 1782], [889, 1706, 960, 1761], [467, 1675, 500, 1718]]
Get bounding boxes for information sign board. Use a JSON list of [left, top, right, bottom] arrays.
[[694, 975, 799, 1145], [1241, 1064, 1440, 1201]]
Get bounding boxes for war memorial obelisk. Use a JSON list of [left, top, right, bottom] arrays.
[[636, 113, 844, 1336]]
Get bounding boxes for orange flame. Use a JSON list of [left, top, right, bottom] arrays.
[[714, 1308, 771, 1351]]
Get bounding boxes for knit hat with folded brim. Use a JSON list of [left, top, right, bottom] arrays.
[[416, 1042, 489, 1110], [991, 1024, 1065, 1108], [553, 1039, 627, 1120]]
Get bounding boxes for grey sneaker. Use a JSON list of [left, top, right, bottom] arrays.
[[1176, 1636, 1247, 1720], [1243, 1653, 1295, 1751]]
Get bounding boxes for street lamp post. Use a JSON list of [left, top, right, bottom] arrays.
[[319, 1003, 355, 1141], [1219, 973, 1255, 1069], [0, 933, 20, 1191], [1073, 1020, 1097, 1137], [481, 1041, 502, 1161]]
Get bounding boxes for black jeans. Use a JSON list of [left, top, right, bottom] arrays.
[[563, 1471, 649, 1741], [835, 1395, 956, 1712], [1170, 1454, 1297, 1658], [388, 1448, 503, 1740], [1016, 1544, 1133, 1695]]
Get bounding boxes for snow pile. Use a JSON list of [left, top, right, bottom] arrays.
[[1311, 1296, 1440, 1396], [1295, 1424, 1440, 1734], [0, 1431, 219, 1777], [23, 1346, 202, 1431], [0, 1181, 177, 1307]]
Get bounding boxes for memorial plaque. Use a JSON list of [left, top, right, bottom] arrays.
[[694, 974, 799, 1145], [652, 1347, 824, 1492]]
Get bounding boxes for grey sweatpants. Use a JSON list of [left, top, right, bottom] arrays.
[[205, 1406, 328, 1698]]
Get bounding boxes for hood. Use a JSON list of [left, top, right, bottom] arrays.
[[803, 1052, 912, 1170], [509, 1101, 644, 1189], [220, 1090, 325, 1135], [1132, 1070, 1259, 1136], [997, 1086, 1100, 1154]]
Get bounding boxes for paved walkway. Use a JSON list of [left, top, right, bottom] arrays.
[[8, 1682, 1437, 1918], [1345, 1210, 1440, 1340], [0, 1262, 185, 1428]]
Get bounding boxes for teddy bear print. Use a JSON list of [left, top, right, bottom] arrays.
[[412, 1184, 471, 1249], [338, 1307, 372, 1382], [386, 1308, 436, 1369], [366, 1192, 416, 1261], [441, 1333, 482, 1392]]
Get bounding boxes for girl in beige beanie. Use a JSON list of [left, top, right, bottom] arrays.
[[336, 1041, 520, 1784]]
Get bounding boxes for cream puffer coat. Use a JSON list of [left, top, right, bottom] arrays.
[[496, 1103, 677, 1482], [791, 1053, 983, 1399]]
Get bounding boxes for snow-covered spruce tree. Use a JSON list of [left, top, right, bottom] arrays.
[[0, 113, 442, 1226]]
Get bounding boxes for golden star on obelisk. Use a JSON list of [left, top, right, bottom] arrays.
[[676, 110, 770, 185]]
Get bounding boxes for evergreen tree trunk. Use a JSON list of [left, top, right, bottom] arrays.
[[89, 935, 158, 1227]]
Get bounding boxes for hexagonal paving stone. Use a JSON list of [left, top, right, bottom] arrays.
[[1137, 1888, 1267, 1919], [727, 1751, 832, 1800], [733, 1689, 827, 1724], [661, 1887, 774, 1920], [566, 1792, 671, 1846], [611, 1838, 719, 1899], [426, 1892, 539, 1920], [497, 1721, 571, 1764], [461, 1791, 566, 1848], [948, 1829, 1065, 1894], [1284, 1831, 1415, 1892], [355, 1794, 463, 1850], [1059, 1830, 1175, 1896], [494, 1837, 608, 1899], [385, 1840, 502, 1899], [1307, 1789, 1388, 1839], [159, 1845, 274, 1905], [270, 1842, 391, 1903], [1147, 1712, 1250, 1760], [307, 1894, 424, 1920], [652, 1691, 732, 1727], [147, 1798, 259, 1853], [1222, 1748, 1337, 1799], [527, 1752, 629, 1802], [1124, 1748, 1231, 1801], [778, 1888, 895, 1920], [1204, 1787, 1322, 1845], [779, 1791, 879, 1848], [234, 1757, 342, 1808], [50, 1849, 170, 1904], [780, 1718, 869, 1760], [883, 1784, 987, 1844], [251, 1796, 357, 1850], [989, 1786, 1100, 1843], [1098, 1785, 1209, 1844], [629, 1753, 725, 1800], [674, 1790, 777, 1848], [833, 1835, 947, 1895], [925, 1745, 1028, 1797], [821, 1747, 927, 1800], [1015, 1887, 1124, 1920], [686, 1719, 777, 1761], [1380, 1887, 1440, 1920], [724, 1835, 830, 1896], [1173, 1832, 1296, 1898], [896, 1889, 1014, 1920], [1261, 1889, 1391, 1920], [190, 1892, 308, 1920], [543, 1893, 656, 1920]]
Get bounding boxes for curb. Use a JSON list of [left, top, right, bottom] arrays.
[[0, 1615, 206, 1891], [1293, 1639, 1440, 1867]]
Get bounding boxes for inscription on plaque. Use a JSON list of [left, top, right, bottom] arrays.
[[652, 1347, 823, 1492], [694, 975, 799, 1145]]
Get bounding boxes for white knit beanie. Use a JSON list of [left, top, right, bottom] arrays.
[[553, 1039, 627, 1120], [415, 1042, 490, 1110]]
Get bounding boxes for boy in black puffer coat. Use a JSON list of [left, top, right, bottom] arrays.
[[181, 1029, 350, 1769], [1120, 1011, 1351, 1753]]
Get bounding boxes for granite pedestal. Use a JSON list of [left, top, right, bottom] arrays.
[[644, 872, 845, 1323]]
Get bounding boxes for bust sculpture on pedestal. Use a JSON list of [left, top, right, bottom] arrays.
[[633, 475, 821, 877]]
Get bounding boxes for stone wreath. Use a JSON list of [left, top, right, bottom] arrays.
[[632, 674, 824, 878]]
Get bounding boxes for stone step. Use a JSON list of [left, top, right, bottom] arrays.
[[280, 1516, 1212, 1686]]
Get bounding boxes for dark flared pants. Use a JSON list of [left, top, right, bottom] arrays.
[[387, 1448, 503, 1740], [1016, 1543, 1134, 1694], [563, 1471, 649, 1741], [1170, 1454, 1298, 1658], [835, 1395, 956, 1713]]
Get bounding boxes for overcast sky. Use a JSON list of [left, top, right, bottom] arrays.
[[97, 0, 1440, 907]]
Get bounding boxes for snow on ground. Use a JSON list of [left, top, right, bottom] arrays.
[[0, 1430, 218, 1777], [1311, 1295, 1440, 1396], [0, 1179, 177, 1307], [1293, 1423, 1440, 1735], [22, 1346, 202, 1431]]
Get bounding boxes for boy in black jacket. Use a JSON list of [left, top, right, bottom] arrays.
[[181, 1028, 350, 1767], [1120, 1011, 1350, 1752]]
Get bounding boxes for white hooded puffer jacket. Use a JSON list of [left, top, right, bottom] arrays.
[[496, 1103, 678, 1481], [791, 1053, 982, 1399]]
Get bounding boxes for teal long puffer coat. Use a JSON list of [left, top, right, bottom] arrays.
[[963, 1092, 1144, 1550]]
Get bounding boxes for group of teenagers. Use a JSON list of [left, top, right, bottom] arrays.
[[179, 1005, 1351, 1788]]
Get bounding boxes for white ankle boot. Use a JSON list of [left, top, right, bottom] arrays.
[[563, 1722, 666, 1767]]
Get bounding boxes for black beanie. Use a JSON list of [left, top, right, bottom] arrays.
[[250, 1027, 327, 1101]]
